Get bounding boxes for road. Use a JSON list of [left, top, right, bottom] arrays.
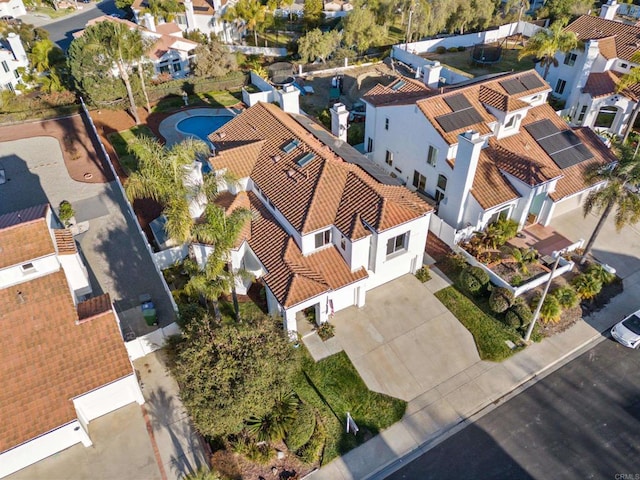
[[387, 338, 640, 480], [38, 0, 124, 50]]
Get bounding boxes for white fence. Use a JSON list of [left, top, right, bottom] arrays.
[[153, 245, 188, 270], [429, 214, 458, 247], [226, 44, 287, 57], [125, 322, 181, 360], [243, 70, 276, 106]]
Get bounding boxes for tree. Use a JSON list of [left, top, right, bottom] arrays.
[[29, 38, 66, 93], [540, 0, 593, 23], [617, 51, 640, 143], [303, 0, 323, 29], [580, 141, 640, 264], [124, 136, 213, 243], [168, 310, 298, 438], [517, 20, 581, 80], [234, 0, 267, 47], [297, 28, 342, 64], [144, 0, 184, 22], [194, 39, 237, 77], [342, 5, 387, 54]]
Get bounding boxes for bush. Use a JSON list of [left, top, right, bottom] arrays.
[[457, 46, 466, 52], [511, 274, 523, 287], [447, 46, 458, 52], [489, 287, 515, 313], [415, 266, 431, 283], [532, 294, 562, 323], [296, 419, 326, 464], [316, 322, 335, 341], [572, 273, 602, 300], [552, 285, 579, 309], [435, 46, 447, 54], [459, 266, 490, 295], [284, 404, 316, 452], [586, 264, 615, 285], [504, 302, 532, 328], [58, 200, 74, 226]]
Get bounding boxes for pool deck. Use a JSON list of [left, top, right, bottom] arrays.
[[159, 107, 241, 146]]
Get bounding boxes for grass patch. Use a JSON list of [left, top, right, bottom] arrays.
[[435, 286, 520, 362], [293, 349, 406, 465], [424, 47, 534, 77], [152, 89, 242, 113], [31, 5, 76, 19], [106, 125, 154, 175]]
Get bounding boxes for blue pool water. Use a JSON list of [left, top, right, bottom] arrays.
[[177, 115, 234, 174]]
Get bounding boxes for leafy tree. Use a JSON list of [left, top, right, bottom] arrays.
[[505, 301, 532, 328], [0, 22, 49, 51], [580, 141, 640, 264], [144, 0, 184, 22], [617, 51, 640, 143], [539, 0, 593, 23], [194, 39, 237, 77], [303, 0, 323, 29], [297, 28, 342, 64], [342, 4, 387, 54], [517, 20, 581, 80], [233, 0, 267, 47], [115, 0, 134, 9], [168, 311, 299, 438]]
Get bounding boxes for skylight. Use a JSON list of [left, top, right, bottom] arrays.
[[296, 152, 316, 168], [282, 139, 301, 154], [391, 80, 406, 91]]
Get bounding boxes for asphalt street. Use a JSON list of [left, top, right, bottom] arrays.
[[387, 338, 640, 480]]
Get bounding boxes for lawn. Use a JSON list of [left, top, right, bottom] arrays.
[[106, 125, 155, 175], [435, 286, 521, 362], [31, 5, 77, 19], [293, 349, 406, 465], [152, 89, 242, 113], [423, 47, 535, 78]]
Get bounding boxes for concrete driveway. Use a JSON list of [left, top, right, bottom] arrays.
[[331, 274, 481, 402], [551, 209, 640, 282]]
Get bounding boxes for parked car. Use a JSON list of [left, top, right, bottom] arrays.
[[611, 310, 640, 348]]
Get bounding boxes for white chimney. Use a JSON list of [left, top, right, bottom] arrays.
[[184, 161, 206, 218], [143, 13, 156, 32], [440, 131, 484, 228], [600, 0, 619, 19], [422, 61, 442, 89], [212, 0, 221, 11], [278, 84, 300, 114], [184, 0, 196, 31], [330, 103, 349, 142], [7, 33, 27, 66]]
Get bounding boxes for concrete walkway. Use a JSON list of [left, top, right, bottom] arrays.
[[309, 273, 640, 480], [158, 108, 239, 146]]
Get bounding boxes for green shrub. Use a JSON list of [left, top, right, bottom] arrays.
[[459, 266, 490, 295], [504, 302, 532, 328], [511, 274, 523, 287], [489, 287, 515, 313], [317, 322, 335, 341], [447, 46, 458, 52], [435, 46, 447, 54], [415, 266, 431, 283], [532, 294, 562, 323], [457, 46, 466, 52], [58, 200, 75, 226], [285, 404, 316, 452], [552, 285, 579, 309], [296, 420, 326, 465], [229, 432, 272, 464], [246, 390, 298, 443], [572, 273, 602, 300], [445, 253, 468, 272], [586, 264, 615, 285]]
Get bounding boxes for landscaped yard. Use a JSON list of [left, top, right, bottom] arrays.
[[422, 47, 535, 77], [106, 125, 155, 175], [152, 89, 242, 113]]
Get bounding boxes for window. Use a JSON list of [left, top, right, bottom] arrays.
[[435, 174, 447, 205], [427, 145, 438, 167], [620, 62, 628, 69], [367, 137, 373, 153], [505, 114, 520, 129], [385, 117, 389, 130], [173, 62, 182, 72], [555, 79, 567, 95], [5, 82, 13, 93], [488, 207, 510, 224], [563, 53, 577, 66], [315, 229, 331, 248], [595, 106, 617, 128], [412, 171, 426, 192], [386, 232, 408, 256], [576, 105, 588, 124], [21, 262, 36, 273], [385, 150, 393, 166], [340, 236, 346, 250], [13, 69, 19, 79], [1, 61, 8, 73]]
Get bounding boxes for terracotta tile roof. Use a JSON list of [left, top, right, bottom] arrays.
[[77, 293, 113, 321], [54, 229, 77, 255], [583, 70, 640, 101], [155, 22, 182, 35], [471, 151, 521, 209], [362, 77, 432, 107], [0, 272, 132, 451], [565, 15, 640, 62], [215, 190, 252, 248], [479, 85, 530, 112], [417, 70, 549, 145], [0, 206, 54, 269], [210, 140, 264, 178], [208, 102, 432, 238], [245, 192, 367, 308]]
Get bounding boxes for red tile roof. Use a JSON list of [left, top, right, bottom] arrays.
[[565, 15, 640, 62], [0, 205, 54, 269], [362, 77, 432, 107], [0, 272, 132, 451], [583, 70, 640, 101], [54, 229, 77, 255]]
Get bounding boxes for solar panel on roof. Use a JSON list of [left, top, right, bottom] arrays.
[[500, 78, 528, 95], [525, 119, 560, 140], [444, 94, 472, 111], [436, 108, 485, 133], [525, 120, 593, 169], [520, 74, 545, 91], [391, 80, 406, 91]]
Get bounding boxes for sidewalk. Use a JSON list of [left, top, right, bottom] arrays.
[[309, 275, 640, 480]]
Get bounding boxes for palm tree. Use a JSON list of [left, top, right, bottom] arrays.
[[235, 0, 267, 47], [125, 136, 213, 243], [518, 20, 581, 80], [580, 141, 640, 264], [29, 38, 65, 93], [617, 51, 640, 143]]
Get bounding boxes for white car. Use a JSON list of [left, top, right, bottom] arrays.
[[611, 310, 640, 348]]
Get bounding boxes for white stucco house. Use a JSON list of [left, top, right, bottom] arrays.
[[0, 32, 27, 92], [202, 101, 433, 334], [541, 3, 640, 138], [0, 0, 26, 19], [361, 69, 618, 245], [75, 15, 198, 78], [0, 204, 144, 478]]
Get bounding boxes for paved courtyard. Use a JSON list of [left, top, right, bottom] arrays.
[[331, 273, 481, 402]]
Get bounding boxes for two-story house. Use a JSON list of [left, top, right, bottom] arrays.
[[206, 102, 433, 334], [0, 32, 27, 93], [362, 70, 618, 244], [0, 204, 144, 478], [541, 4, 640, 138]]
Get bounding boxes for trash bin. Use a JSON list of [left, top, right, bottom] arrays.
[[139, 294, 158, 326]]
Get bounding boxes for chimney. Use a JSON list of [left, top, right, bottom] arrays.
[[330, 103, 349, 142], [442, 131, 484, 228], [143, 12, 156, 32], [278, 84, 300, 114], [7, 32, 27, 66], [422, 61, 442, 89], [184, 0, 196, 31], [600, 0, 619, 19]]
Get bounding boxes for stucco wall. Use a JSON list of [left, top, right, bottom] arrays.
[[73, 375, 144, 424]]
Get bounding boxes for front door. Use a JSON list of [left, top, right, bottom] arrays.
[[527, 193, 546, 225]]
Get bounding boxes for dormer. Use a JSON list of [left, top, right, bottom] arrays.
[[479, 85, 531, 139]]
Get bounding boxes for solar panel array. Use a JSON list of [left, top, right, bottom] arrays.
[[436, 94, 484, 133], [499, 74, 546, 95], [524, 119, 594, 169]]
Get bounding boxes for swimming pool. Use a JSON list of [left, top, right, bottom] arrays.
[[176, 115, 234, 144]]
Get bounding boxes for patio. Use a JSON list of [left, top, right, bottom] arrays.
[[507, 223, 573, 256]]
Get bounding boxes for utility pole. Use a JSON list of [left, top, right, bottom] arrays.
[[405, 1, 414, 51], [524, 250, 565, 342]]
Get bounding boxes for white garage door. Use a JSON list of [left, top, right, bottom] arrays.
[[553, 191, 587, 218]]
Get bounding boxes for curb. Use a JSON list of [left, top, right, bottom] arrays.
[[362, 326, 611, 480]]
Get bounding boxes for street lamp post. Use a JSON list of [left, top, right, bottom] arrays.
[[524, 249, 565, 342]]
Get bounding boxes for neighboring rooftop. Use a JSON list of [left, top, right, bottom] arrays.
[[583, 70, 640, 101], [362, 76, 432, 107], [565, 15, 640, 62], [0, 204, 54, 269]]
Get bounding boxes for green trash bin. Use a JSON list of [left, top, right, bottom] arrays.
[[140, 294, 158, 326]]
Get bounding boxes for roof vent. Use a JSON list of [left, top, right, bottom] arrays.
[[272, 154, 281, 163], [296, 152, 316, 168], [16, 290, 25, 304], [282, 139, 301, 153], [218, 131, 226, 139], [287, 169, 297, 182]]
